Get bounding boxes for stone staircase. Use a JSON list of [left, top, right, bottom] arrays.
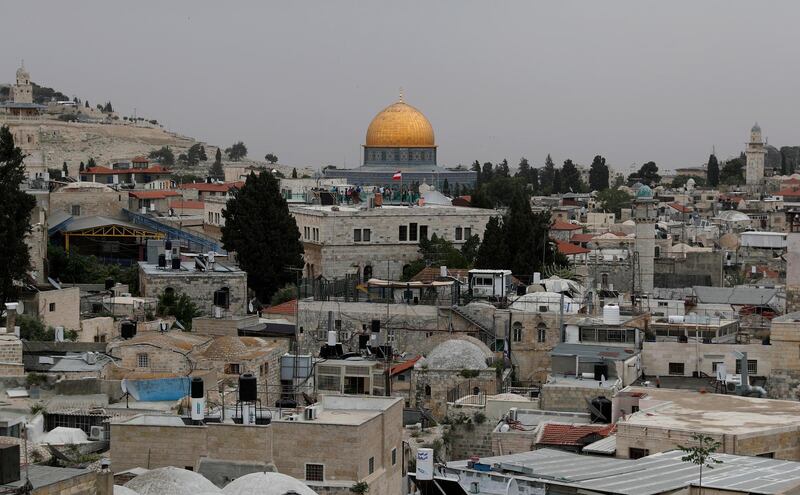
[[449, 305, 496, 348]]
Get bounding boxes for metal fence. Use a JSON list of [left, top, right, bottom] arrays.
[[446, 380, 487, 406]]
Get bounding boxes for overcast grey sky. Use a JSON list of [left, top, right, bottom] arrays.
[[4, 1, 798, 173]]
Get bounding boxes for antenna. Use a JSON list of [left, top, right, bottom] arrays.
[[398, 87, 404, 102]]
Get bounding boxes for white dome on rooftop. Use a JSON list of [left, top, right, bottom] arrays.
[[222, 472, 318, 495], [125, 467, 219, 495], [422, 339, 489, 370]]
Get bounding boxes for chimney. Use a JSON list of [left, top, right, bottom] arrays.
[[4, 302, 18, 335]]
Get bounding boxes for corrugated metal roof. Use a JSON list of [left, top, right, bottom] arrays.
[[62, 215, 146, 233], [581, 434, 617, 454], [551, 343, 639, 361], [693, 285, 777, 305]]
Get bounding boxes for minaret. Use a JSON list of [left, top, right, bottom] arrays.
[[745, 122, 766, 185], [11, 63, 33, 105], [786, 210, 800, 313], [633, 185, 656, 294]]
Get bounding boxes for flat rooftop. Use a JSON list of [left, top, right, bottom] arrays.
[[139, 261, 244, 276], [291, 204, 493, 216], [620, 386, 800, 434]]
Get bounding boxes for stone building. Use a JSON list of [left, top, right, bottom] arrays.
[[614, 386, 800, 460], [105, 331, 211, 379], [410, 338, 497, 419], [138, 259, 248, 316], [110, 395, 403, 495], [49, 182, 128, 219], [291, 203, 496, 280], [0, 334, 24, 376], [21, 286, 81, 332], [633, 185, 656, 294], [0, 64, 45, 117]]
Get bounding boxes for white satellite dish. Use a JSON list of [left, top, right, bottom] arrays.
[[15, 300, 24, 315]]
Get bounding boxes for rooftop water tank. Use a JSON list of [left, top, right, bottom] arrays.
[[239, 373, 257, 402], [603, 304, 621, 325]]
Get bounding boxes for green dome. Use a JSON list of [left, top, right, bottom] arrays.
[[636, 185, 653, 198]]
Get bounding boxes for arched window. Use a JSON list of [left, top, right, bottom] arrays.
[[424, 385, 431, 397], [472, 386, 480, 396], [537, 323, 547, 343], [601, 273, 609, 289], [654, 246, 661, 258], [512, 322, 523, 342]]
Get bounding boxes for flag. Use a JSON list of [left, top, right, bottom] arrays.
[[392, 171, 402, 181]]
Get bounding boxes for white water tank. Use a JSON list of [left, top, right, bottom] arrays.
[[416, 448, 434, 481], [440, 265, 447, 278], [327, 330, 337, 346], [668, 315, 685, 324], [602, 304, 620, 325]]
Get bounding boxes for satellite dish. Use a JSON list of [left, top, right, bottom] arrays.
[[15, 301, 24, 315]]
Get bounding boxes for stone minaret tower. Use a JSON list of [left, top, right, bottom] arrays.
[[12, 64, 33, 105], [633, 185, 657, 294], [745, 122, 766, 185], [786, 210, 800, 314]]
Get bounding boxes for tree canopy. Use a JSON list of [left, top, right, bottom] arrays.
[[0, 127, 37, 308], [402, 234, 474, 280], [628, 161, 660, 186], [720, 156, 745, 185], [148, 146, 175, 166], [221, 172, 304, 302], [265, 153, 278, 164], [707, 154, 719, 187], [225, 141, 248, 161], [596, 188, 632, 217], [157, 290, 200, 331], [588, 155, 609, 191]]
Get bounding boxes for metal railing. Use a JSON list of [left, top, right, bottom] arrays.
[[124, 209, 226, 254]]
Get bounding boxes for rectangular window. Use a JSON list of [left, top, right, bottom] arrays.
[[658, 301, 668, 307], [712, 361, 723, 372], [305, 464, 324, 482], [363, 229, 371, 242], [629, 448, 649, 459], [455, 227, 463, 241], [392, 447, 397, 465], [137, 353, 149, 368], [354, 229, 362, 242], [419, 225, 428, 240], [49, 302, 56, 312], [369, 456, 375, 475], [208, 212, 213, 223], [736, 359, 758, 375], [464, 227, 471, 239], [399, 225, 408, 241], [631, 405, 639, 413], [71, 205, 81, 216], [409, 223, 418, 241], [224, 363, 241, 375], [668, 362, 685, 375]]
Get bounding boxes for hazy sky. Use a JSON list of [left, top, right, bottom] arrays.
[[4, 1, 799, 173]]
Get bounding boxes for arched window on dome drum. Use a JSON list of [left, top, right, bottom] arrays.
[[512, 322, 523, 342]]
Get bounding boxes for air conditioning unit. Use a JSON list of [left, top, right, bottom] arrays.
[[89, 425, 106, 441], [284, 413, 300, 421], [304, 406, 318, 421], [508, 407, 518, 422]]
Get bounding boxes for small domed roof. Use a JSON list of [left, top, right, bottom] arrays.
[[752, 122, 761, 132], [125, 467, 218, 495], [636, 185, 653, 198], [16, 66, 30, 80], [422, 339, 489, 370], [222, 472, 318, 495], [366, 97, 435, 147]]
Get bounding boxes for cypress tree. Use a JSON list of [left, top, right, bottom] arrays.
[[0, 126, 36, 308], [707, 154, 720, 187], [221, 172, 304, 302]]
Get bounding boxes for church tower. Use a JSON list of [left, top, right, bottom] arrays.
[[11, 64, 33, 105], [633, 185, 656, 294], [745, 122, 766, 185]]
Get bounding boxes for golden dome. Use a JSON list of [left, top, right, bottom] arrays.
[[365, 99, 435, 148]]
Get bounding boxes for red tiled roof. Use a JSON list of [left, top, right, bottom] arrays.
[[179, 181, 243, 192], [170, 200, 204, 209], [538, 423, 615, 447], [556, 241, 591, 256], [132, 156, 149, 163], [667, 202, 691, 213], [550, 220, 582, 231], [128, 190, 181, 199], [777, 188, 800, 198], [570, 233, 594, 243], [265, 299, 297, 316], [390, 356, 421, 376], [782, 178, 800, 185], [84, 165, 170, 175]]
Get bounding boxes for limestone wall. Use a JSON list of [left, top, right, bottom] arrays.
[[139, 266, 248, 316], [539, 383, 616, 412], [0, 336, 24, 376], [50, 188, 128, 219], [641, 341, 774, 378]]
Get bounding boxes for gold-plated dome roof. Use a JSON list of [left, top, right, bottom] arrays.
[[365, 98, 435, 148]]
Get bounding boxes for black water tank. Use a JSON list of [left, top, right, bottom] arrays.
[[105, 277, 115, 290], [678, 334, 688, 343], [158, 253, 167, 268], [171, 257, 181, 270], [120, 321, 136, 340], [590, 396, 612, 423], [275, 398, 298, 408], [358, 335, 370, 350], [191, 377, 204, 399], [165, 239, 172, 251], [239, 373, 257, 402], [593, 364, 609, 381], [371, 319, 380, 333], [0, 444, 20, 484]]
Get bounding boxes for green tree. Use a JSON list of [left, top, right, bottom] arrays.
[[209, 160, 225, 181], [265, 153, 279, 164], [481, 162, 494, 183], [588, 155, 609, 191], [495, 159, 510, 178], [596, 188, 632, 217], [561, 159, 583, 193], [461, 234, 481, 265], [225, 141, 248, 161], [103, 101, 113, 113], [199, 145, 208, 161], [471, 160, 482, 184], [86, 157, 96, 169], [221, 172, 304, 302], [720, 157, 745, 185], [402, 234, 471, 280], [552, 168, 562, 194], [186, 143, 204, 166], [628, 161, 660, 186], [79, 161, 85, 172], [540, 154, 556, 194], [291, 167, 298, 179], [157, 290, 200, 330], [214, 148, 222, 165], [707, 153, 720, 187], [62, 161, 69, 177], [148, 146, 175, 166], [475, 216, 508, 269], [0, 126, 37, 308], [678, 434, 722, 495]]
